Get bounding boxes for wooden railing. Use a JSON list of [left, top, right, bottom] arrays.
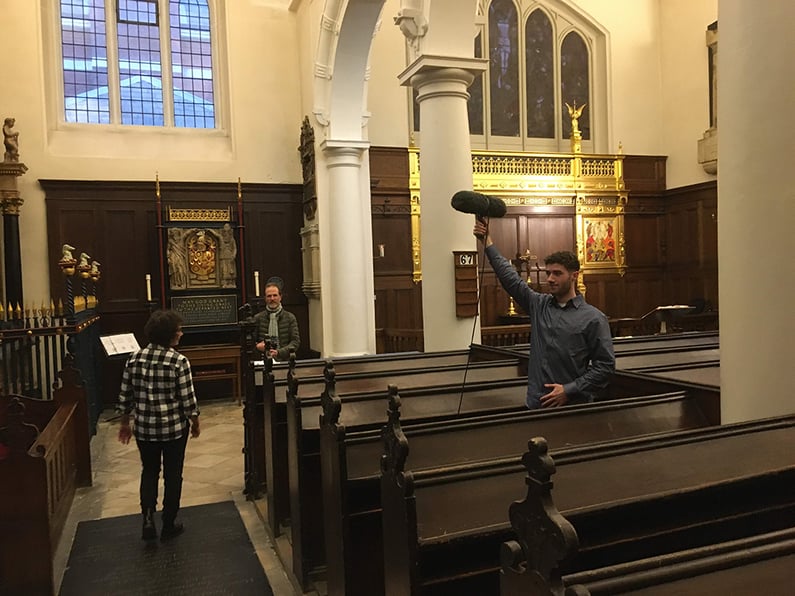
[[0, 312, 102, 432]]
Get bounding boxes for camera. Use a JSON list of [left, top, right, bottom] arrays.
[[263, 335, 280, 353]]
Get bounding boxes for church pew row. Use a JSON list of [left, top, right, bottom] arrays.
[[611, 330, 719, 355], [487, 330, 720, 361], [645, 363, 720, 388], [321, 384, 719, 596], [279, 346, 722, 591], [380, 412, 795, 595], [558, 528, 795, 595], [286, 359, 528, 590], [501, 436, 795, 596], [0, 385, 92, 595], [255, 348, 523, 532], [251, 333, 713, 518]]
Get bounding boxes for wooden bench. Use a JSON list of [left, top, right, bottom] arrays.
[[540, 527, 795, 595], [321, 383, 719, 595], [0, 365, 92, 595], [501, 434, 795, 595], [287, 358, 527, 590], [254, 349, 502, 522], [612, 330, 719, 356], [380, 412, 795, 595]]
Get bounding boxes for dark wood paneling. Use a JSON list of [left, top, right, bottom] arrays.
[[42, 179, 306, 403], [370, 148, 422, 352], [623, 155, 667, 194], [369, 146, 410, 193], [368, 149, 716, 350]]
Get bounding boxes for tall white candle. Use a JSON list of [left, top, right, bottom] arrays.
[[254, 271, 260, 297], [145, 274, 152, 302]]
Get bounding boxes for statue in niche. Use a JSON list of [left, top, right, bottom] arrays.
[[167, 228, 188, 290], [218, 223, 237, 288], [3, 117, 19, 162]]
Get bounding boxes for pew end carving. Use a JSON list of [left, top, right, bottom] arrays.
[[500, 437, 579, 596]]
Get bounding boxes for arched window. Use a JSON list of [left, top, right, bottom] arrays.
[[412, 1, 606, 153], [59, 0, 216, 128]]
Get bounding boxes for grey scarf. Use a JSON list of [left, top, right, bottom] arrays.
[[266, 305, 282, 343]]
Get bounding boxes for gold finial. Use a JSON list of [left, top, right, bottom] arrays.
[[15, 303, 22, 318], [57, 299, 64, 316]]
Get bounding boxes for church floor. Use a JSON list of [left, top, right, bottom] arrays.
[[54, 400, 302, 595]]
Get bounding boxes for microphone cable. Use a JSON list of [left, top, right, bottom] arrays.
[[456, 215, 492, 416]]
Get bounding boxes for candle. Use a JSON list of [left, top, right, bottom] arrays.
[[254, 271, 260, 297], [145, 274, 152, 302]]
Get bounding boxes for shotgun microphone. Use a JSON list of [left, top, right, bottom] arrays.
[[451, 190, 507, 219]]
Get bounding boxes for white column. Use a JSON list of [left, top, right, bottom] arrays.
[[718, 1, 795, 421], [399, 57, 487, 352], [321, 140, 376, 356]]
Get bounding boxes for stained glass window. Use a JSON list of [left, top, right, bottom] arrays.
[[525, 10, 554, 138], [488, 0, 520, 137], [561, 31, 590, 140], [60, 0, 216, 128]]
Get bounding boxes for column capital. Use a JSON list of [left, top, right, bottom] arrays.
[[320, 139, 370, 166], [398, 54, 488, 88], [0, 191, 24, 216]]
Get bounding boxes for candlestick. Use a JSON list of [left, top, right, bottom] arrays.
[[145, 274, 152, 302], [254, 271, 260, 297]]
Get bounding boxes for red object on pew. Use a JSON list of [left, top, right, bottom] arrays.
[[0, 442, 8, 460]]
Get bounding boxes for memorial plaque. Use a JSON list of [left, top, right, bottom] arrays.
[[171, 294, 238, 327]]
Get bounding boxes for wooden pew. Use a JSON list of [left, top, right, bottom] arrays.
[[559, 528, 795, 595], [612, 330, 719, 355], [501, 436, 795, 595], [256, 348, 515, 534], [321, 384, 718, 596], [287, 358, 527, 590], [0, 369, 92, 595], [381, 412, 795, 595], [616, 348, 720, 372]]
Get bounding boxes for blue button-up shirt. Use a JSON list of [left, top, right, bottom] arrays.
[[485, 245, 615, 408]]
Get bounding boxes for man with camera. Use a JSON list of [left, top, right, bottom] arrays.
[[253, 277, 300, 361]]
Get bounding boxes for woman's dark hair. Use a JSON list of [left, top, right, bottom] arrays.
[[144, 309, 183, 347]]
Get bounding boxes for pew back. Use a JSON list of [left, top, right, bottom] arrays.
[[0, 391, 92, 595], [323, 389, 717, 595], [381, 415, 795, 595]]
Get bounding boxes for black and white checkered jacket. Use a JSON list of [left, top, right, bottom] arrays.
[[118, 343, 199, 441]]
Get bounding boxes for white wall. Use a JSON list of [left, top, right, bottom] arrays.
[[0, 1, 303, 305], [659, 0, 717, 188]]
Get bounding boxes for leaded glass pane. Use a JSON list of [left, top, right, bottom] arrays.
[[488, 0, 519, 137], [468, 32, 484, 135], [561, 31, 590, 140], [524, 9, 554, 138], [170, 0, 215, 128], [117, 0, 163, 125], [61, 0, 110, 123]]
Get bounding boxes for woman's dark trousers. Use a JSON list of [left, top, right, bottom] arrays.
[[136, 432, 189, 525]]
